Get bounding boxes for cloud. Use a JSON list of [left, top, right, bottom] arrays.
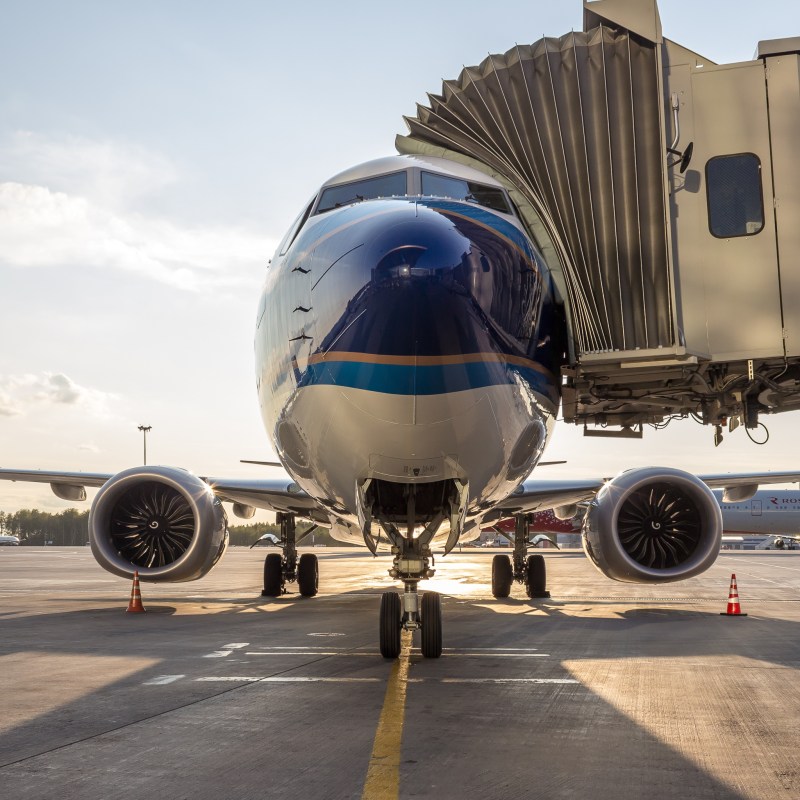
[[78, 443, 100, 453], [0, 373, 115, 418], [0, 132, 278, 292], [0, 181, 276, 292], [0, 131, 178, 208]]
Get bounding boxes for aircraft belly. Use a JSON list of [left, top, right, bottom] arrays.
[[282, 382, 555, 519]]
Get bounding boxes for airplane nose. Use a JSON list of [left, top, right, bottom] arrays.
[[308, 199, 552, 383]]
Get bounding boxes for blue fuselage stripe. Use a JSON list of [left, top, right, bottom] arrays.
[[300, 360, 556, 399]]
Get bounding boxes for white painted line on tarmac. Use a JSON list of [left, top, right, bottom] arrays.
[[223, 643, 249, 649], [415, 652, 550, 658], [203, 650, 233, 658], [411, 678, 578, 684], [192, 676, 576, 685], [442, 647, 539, 651], [246, 651, 372, 656], [241, 647, 550, 658], [731, 560, 800, 574], [143, 675, 186, 685], [249, 645, 349, 650], [244, 649, 550, 658], [195, 676, 381, 683]]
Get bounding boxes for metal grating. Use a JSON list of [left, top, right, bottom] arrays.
[[403, 26, 674, 357]]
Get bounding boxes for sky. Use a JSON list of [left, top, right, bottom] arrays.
[[1, 0, 799, 517]]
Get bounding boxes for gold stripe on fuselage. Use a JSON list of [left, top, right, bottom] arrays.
[[308, 350, 555, 379]]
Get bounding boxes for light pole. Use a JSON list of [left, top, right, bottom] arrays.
[[138, 425, 152, 465]]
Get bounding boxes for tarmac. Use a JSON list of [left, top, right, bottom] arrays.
[[1, 546, 799, 800]]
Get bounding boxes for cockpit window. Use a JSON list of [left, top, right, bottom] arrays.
[[278, 199, 314, 256], [315, 171, 407, 214], [421, 171, 512, 214]]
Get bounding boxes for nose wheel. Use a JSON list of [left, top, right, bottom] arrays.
[[380, 592, 402, 659], [379, 588, 442, 659], [420, 591, 442, 658]]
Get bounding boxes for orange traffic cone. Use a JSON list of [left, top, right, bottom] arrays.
[[126, 570, 146, 613], [720, 573, 747, 616]]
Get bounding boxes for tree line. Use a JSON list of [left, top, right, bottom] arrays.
[[0, 509, 349, 547], [1, 509, 91, 546]]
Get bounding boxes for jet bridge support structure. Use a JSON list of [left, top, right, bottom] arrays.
[[398, 0, 800, 438]]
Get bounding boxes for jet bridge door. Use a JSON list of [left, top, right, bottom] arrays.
[[669, 60, 784, 361]]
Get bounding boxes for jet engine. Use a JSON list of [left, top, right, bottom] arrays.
[[582, 467, 722, 583], [89, 466, 229, 581]]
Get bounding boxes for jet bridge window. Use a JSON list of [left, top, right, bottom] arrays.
[[706, 154, 765, 238], [421, 171, 512, 214], [315, 171, 407, 214]]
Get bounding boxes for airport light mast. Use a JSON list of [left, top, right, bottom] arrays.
[[137, 425, 152, 465]]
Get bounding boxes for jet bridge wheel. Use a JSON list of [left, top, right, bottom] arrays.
[[262, 553, 283, 597], [525, 554, 549, 599], [297, 553, 318, 597], [421, 591, 442, 658], [491, 554, 513, 598], [380, 592, 402, 659]]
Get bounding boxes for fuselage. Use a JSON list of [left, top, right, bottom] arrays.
[[716, 489, 800, 536], [255, 155, 566, 540]]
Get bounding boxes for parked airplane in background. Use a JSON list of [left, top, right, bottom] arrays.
[[2, 155, 799, 658], [715, 490, 800, 548], [0, 534, 20, 546]]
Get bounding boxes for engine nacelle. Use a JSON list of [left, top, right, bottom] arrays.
[[89, 466, 229, 582], [582, 467, 722, 583]]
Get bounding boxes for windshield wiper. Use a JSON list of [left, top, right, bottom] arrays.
[[334, 194, 365, 208]]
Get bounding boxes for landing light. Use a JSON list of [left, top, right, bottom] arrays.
[[398, 265, 411, 278]]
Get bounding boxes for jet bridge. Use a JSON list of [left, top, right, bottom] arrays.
[[397, 0, 800, 439]]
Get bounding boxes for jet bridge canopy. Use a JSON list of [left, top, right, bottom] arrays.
[[398, 0, 800, 436]]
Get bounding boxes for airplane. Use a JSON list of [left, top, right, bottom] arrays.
[[0, 534, 20, 546], [768, 537, 800, 550], [249, 533, 280, 548], [715, 490, 800, 548], [3, 153, 800, 659]]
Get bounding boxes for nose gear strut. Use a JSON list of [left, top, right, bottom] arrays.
[[378, 514, 443, 659]]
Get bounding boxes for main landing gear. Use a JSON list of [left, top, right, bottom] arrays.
[[491, 514, 550, 600], [261, 512, 319, 598]]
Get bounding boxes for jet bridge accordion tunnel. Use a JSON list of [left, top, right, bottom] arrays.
[[397, 0, 800, 440]]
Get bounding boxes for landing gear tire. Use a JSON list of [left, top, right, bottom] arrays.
[[492, 554, 513, 598], [297, 553, 318, 597], [380, 592, 402, 659], [525, 554, 549, 599], [262, 553, 283, 597], [421, 591, 442, 659]]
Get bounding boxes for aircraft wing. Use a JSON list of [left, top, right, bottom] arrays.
[[4, 467, 800, 529], [0, 469, 113, 488], [204, 477, 320, 518], [487, 471, 800, 519], [488, 479, 604, 518], [698, 472, 800, 489], [0, 468, 324, 521]]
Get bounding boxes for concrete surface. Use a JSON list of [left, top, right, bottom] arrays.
[[1, 547, 799, 799]]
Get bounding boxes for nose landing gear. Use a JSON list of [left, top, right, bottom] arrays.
[[378, 521, 442, 659], [490, 514, 550, 599]]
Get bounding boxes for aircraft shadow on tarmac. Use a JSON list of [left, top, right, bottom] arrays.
[[2, 590, 799, 799]]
